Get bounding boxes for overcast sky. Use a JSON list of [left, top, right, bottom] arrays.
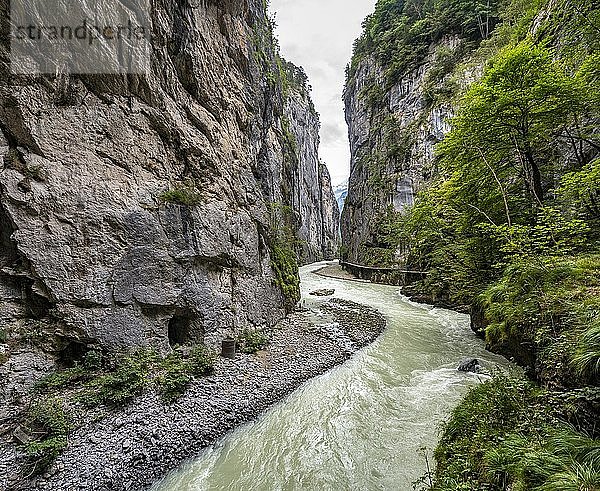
[[269, 0, 377, 187]]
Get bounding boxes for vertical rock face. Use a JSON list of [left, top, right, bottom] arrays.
[[0, 0, 338, 352], [284, 83, 339, 264], [341, 37, 462, 266]]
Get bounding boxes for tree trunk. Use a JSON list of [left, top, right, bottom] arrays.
[[523, 148, 544, 205]]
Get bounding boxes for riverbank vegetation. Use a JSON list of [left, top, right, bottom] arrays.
[[19, 346, 216, 475], [400, 0, 599, 379], [354, 0, 600, 488], [433, 374, 600, 490]]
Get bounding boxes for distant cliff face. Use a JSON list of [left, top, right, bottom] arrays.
[[340, 0, 493, 267], [0, 0, 337, 354], [284, 78, 339, 264], [341, 41, 456, 266], [333, 182, 348, 214]]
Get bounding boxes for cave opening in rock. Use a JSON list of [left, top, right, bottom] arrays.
[[0, 205, 18, 268], [168, 315, 192, 346], [25, 289, 52, 319], [168, 311, 204, 347], [58, 339, 90, 368]]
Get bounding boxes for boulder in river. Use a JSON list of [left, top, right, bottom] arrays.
[[457, 358, 481, 373], [309, 289, 335, 297]]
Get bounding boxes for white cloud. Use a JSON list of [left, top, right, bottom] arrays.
[[269, 0, 376, 186]]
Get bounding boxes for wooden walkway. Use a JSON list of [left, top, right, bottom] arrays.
[[339, 261, 427, 286]]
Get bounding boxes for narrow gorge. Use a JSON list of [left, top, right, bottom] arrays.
[[0, 0, 599, 490]]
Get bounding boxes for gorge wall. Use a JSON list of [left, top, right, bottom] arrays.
[[0, 0, 338, 359], [340, 1, 489, 268], [341, 46, 454, 266], [282, 63, 339, 265]]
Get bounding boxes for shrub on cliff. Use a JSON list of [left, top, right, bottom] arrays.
[[159, 181, 203, 206], [267, 203, 302, 307], [270, 243, 301, 306]]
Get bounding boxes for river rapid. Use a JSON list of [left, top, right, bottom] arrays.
[[152, 262, 509, 491]]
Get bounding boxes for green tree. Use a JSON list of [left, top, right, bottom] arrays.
[[440, 41, 580, 206]]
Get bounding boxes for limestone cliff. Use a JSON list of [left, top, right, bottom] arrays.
[[281, 62, 339, 264], [340, 0, 492, 268], [341, 36, 466, 267], [0, 0, 338, 358]]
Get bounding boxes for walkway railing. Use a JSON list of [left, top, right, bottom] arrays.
[[339, 260, 427, 285]]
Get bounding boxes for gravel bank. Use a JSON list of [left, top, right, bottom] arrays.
[[1, 299, 386, 491]]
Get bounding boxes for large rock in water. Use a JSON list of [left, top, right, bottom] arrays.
[[0, 0, 338, 352], [309, 289, 335, 297], [457, 358, 481, 373]]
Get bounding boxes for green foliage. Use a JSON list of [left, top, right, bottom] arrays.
[[78, 349, 156, 406], [82, 350, 103, 370], [434, 374, 600, 490], [359, 80, 387, 108], [348, 0, 501, 85], [479, 208, 590, 259], [159, 181, 203, 206], [27, 397, 71, 438], [440, 41, 580, 205], [484, 428, 600, 490], [434, 374, 538, 490], [560, 158, 600, 232], [237, 328, 269, 354], [34, 352, 103, 392], [25, 436, 68, 471], [157, 345, 216, 402], [482, 255, 595, 330], [573, 320, 600, 381], [21, 344, 216, 471], [187, 344, 216, 376], [156, 345, 216, 402], [157, 351, 192, 402], [394, 32, 600, 306], [24, 398, 71, 473], [278, 56, 313, 99], [487, 0, 546, 47], [542, 0, 600, 66], [422, 44, 468, 105], [267, 203, 301, 306], [281, 115, 298, 158], [432, 258, 600, 486], [360, 206, 405, 267], [270, 243, 301, 305], [35, 366, 87, 392], [349, 0, 600, 488], [0, 328, 6, 343]]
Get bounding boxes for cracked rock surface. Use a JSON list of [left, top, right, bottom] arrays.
[[0, 0, 338, 354]]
